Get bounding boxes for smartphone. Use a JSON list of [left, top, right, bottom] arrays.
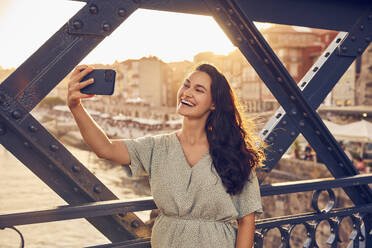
[[80, 69, 116, 95]]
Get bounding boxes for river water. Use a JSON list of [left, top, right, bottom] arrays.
[[0, 143, 152, 248]]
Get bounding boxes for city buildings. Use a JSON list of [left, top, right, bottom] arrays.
[[121, 56, 173, 107], [1, 24, 371, 120]]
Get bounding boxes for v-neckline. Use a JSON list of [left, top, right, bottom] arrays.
[[174, 132, 209, 169]]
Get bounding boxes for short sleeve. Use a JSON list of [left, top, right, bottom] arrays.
[[121, 135, 155, 177], [231, 171, 263, 219]]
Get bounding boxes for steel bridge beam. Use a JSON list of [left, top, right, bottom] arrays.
[[1, 0, 372, 246], [202, 0, 372, 245], [0, 0, 150, 242], [136, 0, 369, 31]]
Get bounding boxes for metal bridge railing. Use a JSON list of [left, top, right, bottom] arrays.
[[1, 174, 371, 248]]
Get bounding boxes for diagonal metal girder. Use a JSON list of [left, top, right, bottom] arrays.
[[203, 0, 372, 202], [0, 0, 152, 242], [202, 0, 372, 245]]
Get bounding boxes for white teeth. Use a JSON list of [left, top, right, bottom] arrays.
[[181, 99, 194, 107]]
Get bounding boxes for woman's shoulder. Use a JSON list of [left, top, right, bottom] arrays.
[[143, 132, 176, 145]]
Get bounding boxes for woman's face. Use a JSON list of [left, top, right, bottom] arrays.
[[176, 70, 215, 119]]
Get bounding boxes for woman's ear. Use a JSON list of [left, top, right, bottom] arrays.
[[210, 103, 215, 111]]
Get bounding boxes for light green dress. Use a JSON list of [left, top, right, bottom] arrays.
[[122, 132, 262, 248]]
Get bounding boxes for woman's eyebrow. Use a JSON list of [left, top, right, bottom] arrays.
[[185, 78, 207, 91], [195, 84, 207, 91]]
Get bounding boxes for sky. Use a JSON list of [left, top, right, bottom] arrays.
[[0, 0, 269, 69]]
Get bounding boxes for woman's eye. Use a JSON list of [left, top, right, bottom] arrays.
[[183, 83, 189, 88], [196, 88, 204, 93]]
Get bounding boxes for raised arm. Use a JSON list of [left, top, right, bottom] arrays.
[[67, 65, 130, 165]]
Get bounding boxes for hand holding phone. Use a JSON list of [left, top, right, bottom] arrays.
[[80, 69, 116, 95]]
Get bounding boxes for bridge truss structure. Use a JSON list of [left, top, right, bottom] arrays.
[[1, 0, 372, 247]]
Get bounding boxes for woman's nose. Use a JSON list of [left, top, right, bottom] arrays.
[[183, 87, 192, 97]]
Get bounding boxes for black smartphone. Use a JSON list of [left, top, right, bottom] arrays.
[[80, 69, 116, 95]]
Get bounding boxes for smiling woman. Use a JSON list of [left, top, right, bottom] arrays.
[[66, 62, 265, 247]]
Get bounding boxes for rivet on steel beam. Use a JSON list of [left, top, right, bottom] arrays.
[[327, 146, 332, 151], [226, 22, 232, 27], [268, 136, 274, 142], [264, 58, 269, 64], [262, 130, 268, 135], [277, 77, 283, 83], [89, 4, 98, 14], [299, 121, 305, 127], [278, 148, 284, 153], [360, 25, 365, 31], [73, 20, 83, 30], [301, 82, 307, 87], [215, 6, 221, 12], [249, 39, 255, 45], [339, 163, 344, 167], [357, 48, 363, 54], [72, 165, 81, 172], [228, 9, 234, 15], [303, 112, 308, 118], [239, 24, 244, 30], [50, 144, 59, 152], [275, 113, 282, 118], [290, 131, 296, 137], [28, 125, 38, 133], [282, 120, 287, 125], [23, 141, 30, 148], [117, 8, 127, 17], [131, 220, 140, 228], [73, 187, 79, 192], [48, 164, 54, 169], [0, 123, 6, 136], [291, 109, 297, 115], [12, 110, 22, 119], [341, 46, 348, 53], [290, 95, 296, 101], [368, 14, 372, 20], [315, 130, 321, 135], [94, 185, 102, 193], [365, 37, 371, 43], [102, 23, 111, 32], [313, 67, 318, 72], [351, 36, 356, 41], [0, 94, 5, 105], [236, 36, 243, 43]]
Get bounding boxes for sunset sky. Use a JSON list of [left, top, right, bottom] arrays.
[[0, 0, 269, 69]]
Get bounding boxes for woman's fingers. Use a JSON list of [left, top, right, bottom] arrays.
[[76, 78, 95, 90], [71, 64, 88, 77], [78, 92, 96, 99], [70, 65, 94, 82], [69, 91, 95, 102]]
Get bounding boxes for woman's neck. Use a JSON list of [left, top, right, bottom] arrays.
[[178, 117, 207, 145]]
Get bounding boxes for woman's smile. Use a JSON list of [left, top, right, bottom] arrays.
[[180, 99, 195, 107]]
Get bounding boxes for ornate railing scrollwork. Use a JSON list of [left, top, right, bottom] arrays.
[[0, 226, 25, 248]]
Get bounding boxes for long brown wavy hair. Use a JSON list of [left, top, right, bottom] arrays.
[[196, 63, 265, 195]]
